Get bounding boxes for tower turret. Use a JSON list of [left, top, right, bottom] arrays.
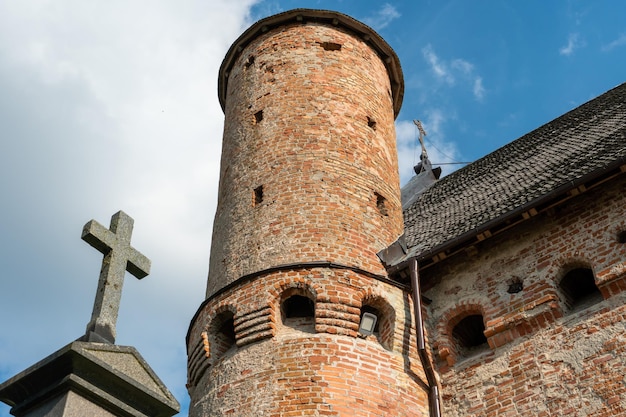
[[187, 9, 431, 416]]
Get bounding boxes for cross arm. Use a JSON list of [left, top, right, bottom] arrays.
[[82, 220, 116, 254]]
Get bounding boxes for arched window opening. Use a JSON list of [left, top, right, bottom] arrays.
[[211, 311, 236, 360], [452, 314, 487, 357], [281, 294, 315, 332], [359, 297, 395, 351], [283, 295, 314, 318], [559, 267, 602, 312]]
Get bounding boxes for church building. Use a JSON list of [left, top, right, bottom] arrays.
[[187, 8, 626, 417]]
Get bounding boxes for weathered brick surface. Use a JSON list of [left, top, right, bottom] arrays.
[[206, 21, 402, 297], [188, 12, 429, 417], [423, 173, 626, 416], [188, 269, 429, 416]]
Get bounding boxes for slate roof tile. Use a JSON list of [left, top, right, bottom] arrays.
[[402, 82, 626, 262]]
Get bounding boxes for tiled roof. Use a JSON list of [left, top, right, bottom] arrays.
[[402, 82, 626, 263]]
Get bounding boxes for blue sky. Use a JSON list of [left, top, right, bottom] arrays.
[[1, 1, 625, 416]]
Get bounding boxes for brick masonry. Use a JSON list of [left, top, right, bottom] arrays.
[[187, 11, 431, 417], [188, 8, 626, 416], [422, 172, 626, 416], [188, 269, 429, 416], [206, 19, 403, 298]]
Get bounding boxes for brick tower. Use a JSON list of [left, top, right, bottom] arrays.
[[187, 9, 432, 417]]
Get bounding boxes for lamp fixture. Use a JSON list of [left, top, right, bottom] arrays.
[[358, 312, 378, 336]]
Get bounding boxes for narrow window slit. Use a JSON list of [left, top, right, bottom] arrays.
[[618, 230, 626, 243], [319, 41, 342, 51], [253, 110, 263, 124], [367, 116, 377, 130], [375, 192, 388, 216], [253, 185, 264, 206], [244, 55, 255, 69]]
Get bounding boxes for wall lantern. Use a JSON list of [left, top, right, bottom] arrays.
[[358, 312, 378, 336]]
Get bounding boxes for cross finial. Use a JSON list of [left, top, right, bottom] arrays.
[[82, 211, 151, 344], [413, 119, 428, 159]]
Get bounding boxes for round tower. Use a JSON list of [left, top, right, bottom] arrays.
[[188, 9, 430, 416]]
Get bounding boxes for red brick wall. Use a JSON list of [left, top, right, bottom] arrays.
[[206, 21, 403, 297], [187, 269, 430, 416], [422, 173, 626, 416], [188, 13, 426, 417]]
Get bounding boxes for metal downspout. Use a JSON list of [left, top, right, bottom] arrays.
[[410, 258, 442, 417]]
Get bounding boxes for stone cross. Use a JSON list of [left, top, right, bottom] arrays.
[[82, 210, 151, 344]]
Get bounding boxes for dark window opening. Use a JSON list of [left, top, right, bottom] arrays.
[[283, 295, 314, 318], [452, 314, 487, 354], [281, 294, 315, 333], [244, 55, 255, 69], [618, 230, 626, 244], [367, 116, 377, 131], [507, 278, 524, 294], [253, 185, 263, 206], [319, 41, 342, 51], [253, 110, 263, 124], [212, 312, 236, 360], [375, 192, 388, 216], [559, 268, 602, 311]]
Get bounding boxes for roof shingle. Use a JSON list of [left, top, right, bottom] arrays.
[[402, 82, 626, 264]]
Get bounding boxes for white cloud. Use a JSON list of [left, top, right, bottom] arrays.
[[422, 45, 485, 101], [395, 110, 462, 185], [602, 33, 626, 52], [473, 77, 485, 101], [0, 1, 257, 415], [422, 44, 454, 84], [362, 3, 401, 31], [559, 33, 584, 56], [451, 58, 474, 75]]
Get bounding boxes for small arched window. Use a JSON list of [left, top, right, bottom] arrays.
[[359, 297, 395, 351], [451, 314, 488, 357], [210, 311, 236, 360], [281, 292, 315, 332], [559, 267, 602, 312]]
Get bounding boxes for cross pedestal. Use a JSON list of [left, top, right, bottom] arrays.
[[0, 210, 179, 417]]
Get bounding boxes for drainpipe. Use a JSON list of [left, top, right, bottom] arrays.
[[409, 257, 442, 417]]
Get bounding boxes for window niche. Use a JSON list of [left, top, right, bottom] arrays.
[[359, 297, 395, 351], [319, 41, 342, 51], [244, 55, 255, 69], [451, 314, 488, 358], [374, 192, 388, 216], [253, 110, 263, 124], [280, 290, 315, 333], [253, 185, 264, 206], [367, 116, 377, 131], [559, 267, 602, 312], [210, 311, 236, 361]]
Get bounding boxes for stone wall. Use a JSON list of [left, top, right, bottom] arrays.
[[422, 173, 626, 416]]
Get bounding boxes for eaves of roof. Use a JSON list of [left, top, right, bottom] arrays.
[[398, 82, 626, 270]]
